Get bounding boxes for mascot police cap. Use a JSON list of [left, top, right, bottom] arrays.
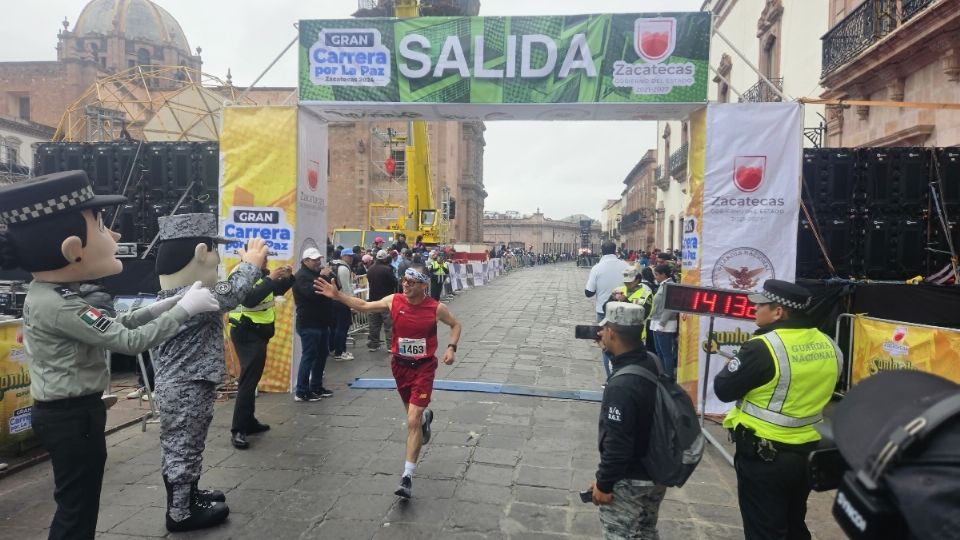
[[0, 170, 126, 225]]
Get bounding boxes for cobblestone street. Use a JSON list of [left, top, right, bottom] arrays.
[[0, 263, 844, 539]]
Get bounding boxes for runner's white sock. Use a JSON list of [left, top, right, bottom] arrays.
[[403, 461, 415, 478]]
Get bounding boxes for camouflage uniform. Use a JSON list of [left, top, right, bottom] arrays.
[[153, 261, 258, 512], [598, 479, 667, 540]]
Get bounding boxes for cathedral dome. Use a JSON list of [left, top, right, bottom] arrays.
[[73, 0, 191, 54]]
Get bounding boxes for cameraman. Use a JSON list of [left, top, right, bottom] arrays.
[[589, 302, 666, 538], [714, 280, 841, 540]]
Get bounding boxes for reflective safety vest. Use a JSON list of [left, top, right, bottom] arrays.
[[722, 327, 842, 444], [429, 259, 447, 276], [228, 278, 276, 325], [612, 284, 653, 338]]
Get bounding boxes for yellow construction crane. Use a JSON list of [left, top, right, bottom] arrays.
[[334, 0, 447, 250]]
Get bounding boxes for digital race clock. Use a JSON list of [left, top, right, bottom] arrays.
[[662, 283, 757, 321]]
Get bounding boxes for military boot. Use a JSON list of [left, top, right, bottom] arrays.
[[164, 478, 230, 532], [193, 481, 226, 503]]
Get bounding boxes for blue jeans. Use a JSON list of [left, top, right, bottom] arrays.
[[331, 302, 352, 355], [653, 331, 678, 379], [296, 327, 330, 396], [598, 312, 613, 378]]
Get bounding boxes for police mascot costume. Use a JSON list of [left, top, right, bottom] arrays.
[[152, 213, 267, 532], [0, 171, 220, 540]]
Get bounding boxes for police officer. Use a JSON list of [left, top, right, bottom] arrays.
[[610, 267, 653, 335], [228, 255, 293, 449], [0, 171, 220, 540], [427, 250, 448, 300], [714, 279, 842, 540]]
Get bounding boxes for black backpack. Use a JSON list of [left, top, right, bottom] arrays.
[[611, 353, 704, 487]]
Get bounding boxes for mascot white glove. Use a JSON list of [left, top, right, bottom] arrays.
[[175, 281, 220, 316], [146, 294, 182, 317]]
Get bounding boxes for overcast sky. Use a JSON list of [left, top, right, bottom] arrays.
[[2, 0, 702, 221]]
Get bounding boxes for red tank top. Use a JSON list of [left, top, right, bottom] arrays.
[[390, 293, 439, 360]]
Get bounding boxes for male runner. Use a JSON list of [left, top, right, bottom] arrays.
[[314, 265, 461, 499]]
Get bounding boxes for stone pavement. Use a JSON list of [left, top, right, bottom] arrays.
[[0, 263, 846, 539]]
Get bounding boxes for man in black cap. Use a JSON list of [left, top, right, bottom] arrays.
[[714, 279, 842, 540], [0, 171, 221, 539]]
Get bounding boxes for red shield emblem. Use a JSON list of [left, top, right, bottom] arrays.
[[634, 18, 676, 64], [733, 156, 766, 193], [308, 167, 318, 192]]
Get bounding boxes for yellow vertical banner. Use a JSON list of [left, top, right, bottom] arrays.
[[852, 315, 960, 384], [220, 106, 298, 392], [0, 320, 34, 451], [678, 107, 706, 401]]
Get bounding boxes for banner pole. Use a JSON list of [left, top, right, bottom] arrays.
[[698, 316, 734, 466], [712, 28, 790, 102]]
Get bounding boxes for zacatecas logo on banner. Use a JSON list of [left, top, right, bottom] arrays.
[[694, 102, 802, 415], [299, 13, 710, 107], [852, 315, 960, 384]]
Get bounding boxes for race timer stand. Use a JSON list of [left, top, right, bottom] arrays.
[[662, 283, 760, 466]]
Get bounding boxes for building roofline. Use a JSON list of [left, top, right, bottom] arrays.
[[0, 115, 56, 139]]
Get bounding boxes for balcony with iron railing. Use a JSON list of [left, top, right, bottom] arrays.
[[739, 78, 784, 103], [654, 165, 670, 191], [669, 144, 688, 179], [821, 0, 937, 77]]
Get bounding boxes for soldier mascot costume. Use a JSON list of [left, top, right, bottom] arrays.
[[152, 213, 267, 532], [0, 172, 221, 539]]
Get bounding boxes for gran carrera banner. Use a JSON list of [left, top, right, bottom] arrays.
[[298, 13, 710, 120]]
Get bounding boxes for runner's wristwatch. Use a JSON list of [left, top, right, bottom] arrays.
[[447, 344, 458, 352]]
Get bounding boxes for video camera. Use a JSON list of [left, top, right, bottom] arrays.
[[808, 371, 960, 540]]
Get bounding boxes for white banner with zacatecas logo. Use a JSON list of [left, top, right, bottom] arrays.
[[698, 102, 801, 415]]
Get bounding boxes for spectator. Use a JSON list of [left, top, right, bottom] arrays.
[[366, 250, 398, 352], [427, 250, 449, 301], [373, 236, 385, 252], [390, 233, 410, 253], [649, 264, 679, 379], [359, 254, 374, 276], [292, 248, 335, 402], [586, 241, 630, 378], [330, 248, 356, 362], [588, 302, 667, 537]]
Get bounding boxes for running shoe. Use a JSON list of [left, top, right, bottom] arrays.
[[126, 387, 145, 399], [421, 408, 434, 444], [318, 387, 334, 398], [294, 393, 322, 402], [338, 352, 355, 361], [394, 475, 412, 499], [367, 345, 381, 352]]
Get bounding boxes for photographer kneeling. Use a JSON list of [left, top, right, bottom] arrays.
[[589, 302, 667, 539]]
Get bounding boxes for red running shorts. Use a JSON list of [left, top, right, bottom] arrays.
[[391, 356, 439, 407]]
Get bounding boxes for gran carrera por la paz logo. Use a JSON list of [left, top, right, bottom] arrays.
[[309, 28, 391, 87]]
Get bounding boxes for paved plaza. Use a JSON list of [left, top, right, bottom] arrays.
[[0, 263, 845, 539]]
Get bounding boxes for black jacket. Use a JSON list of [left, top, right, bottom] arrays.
[[596, 348, 659, 492], [366, 260, 397, 301], [713, 318, 812, 403], [293, 266, 334, 328]]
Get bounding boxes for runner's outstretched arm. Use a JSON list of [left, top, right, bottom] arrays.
[[314, 277, 393, 313]]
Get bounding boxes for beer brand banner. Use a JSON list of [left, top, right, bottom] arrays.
[[688, 103, 802, 415], [852, 316, 960, 384], [678, 108, 706, 401], [220, 107, 299, 392], [299, 13, 710, 121], [0, 320, 33, 450]]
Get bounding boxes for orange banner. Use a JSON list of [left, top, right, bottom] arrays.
[[852, 315, 960, 384]]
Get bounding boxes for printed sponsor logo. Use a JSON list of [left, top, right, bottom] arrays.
[[711, 247, 775, 290], [309, 28, 391, 87], [612, 18, 695, 95], [634, 18, 676, 64], [881, 326, 910, 356], [733, 156, 766, 193]]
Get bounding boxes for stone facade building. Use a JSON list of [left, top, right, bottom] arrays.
[[483, 211, 601, 254], [600, 199, 622, 246], [820, 0, 960, 147], [0, 0, 487, 241], [0, 115, 55, 184], [619, 149, 658, 253]]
